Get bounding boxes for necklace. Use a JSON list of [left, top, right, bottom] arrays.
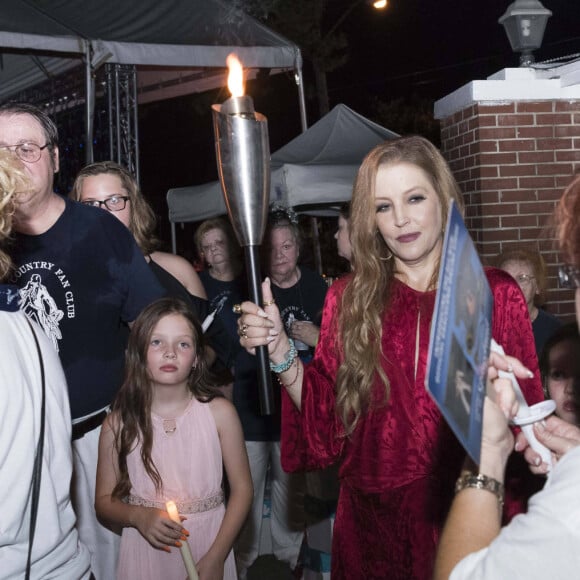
[[157, 394, 193, 435]]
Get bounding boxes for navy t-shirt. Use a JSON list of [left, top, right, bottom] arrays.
[[200, 269, 278, 440], [9, 198, 165, 419], [533, 308, 562, 356], [272, 266, 328, 360]]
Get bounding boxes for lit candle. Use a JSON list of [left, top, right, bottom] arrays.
[[165, 500, 199, 580]]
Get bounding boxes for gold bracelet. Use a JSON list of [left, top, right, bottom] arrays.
[[277, 358, 301, 388], [455, 472, 504, 511]]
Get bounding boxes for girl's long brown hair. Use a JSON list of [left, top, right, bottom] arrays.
[[111, 297, 221, 499], [336, 136, 464, 435]]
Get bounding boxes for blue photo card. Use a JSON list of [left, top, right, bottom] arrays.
[[425, 201, 493, 463]]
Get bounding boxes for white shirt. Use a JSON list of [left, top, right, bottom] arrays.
[[0, 309, 91, 579], [451, 446, 580, 579]]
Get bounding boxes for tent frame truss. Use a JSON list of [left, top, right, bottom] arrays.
[[105, 63, 140, 182]]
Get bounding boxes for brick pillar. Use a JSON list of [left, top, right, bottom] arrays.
[[439, 99, 580, 320]]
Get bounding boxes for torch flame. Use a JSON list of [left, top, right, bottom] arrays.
[[226, 53, 245, 97]]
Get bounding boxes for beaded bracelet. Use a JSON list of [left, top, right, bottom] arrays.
[[270, 338, 297, 373], [277, 358, 302, 388]]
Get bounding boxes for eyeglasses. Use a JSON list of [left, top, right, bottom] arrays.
[[558, 264, 580, 289], [82, 195, 130, 212], [0, 142, 50, 163], [514, 274, 535, 285]]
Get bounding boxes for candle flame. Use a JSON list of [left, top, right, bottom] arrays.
[[226, 53, 245, 97], [166, 500, 180, 523]]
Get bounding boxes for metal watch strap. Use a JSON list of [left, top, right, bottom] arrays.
[[455, 472, 504, 510]]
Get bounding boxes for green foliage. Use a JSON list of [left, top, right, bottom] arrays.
[[237, 0, 348, 73], [370, 96, 441, 145]]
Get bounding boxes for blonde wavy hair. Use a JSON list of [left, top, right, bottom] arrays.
[[0, 150, 31, 281], [70, 161, 160, 254], [336, 136, 464, 435]]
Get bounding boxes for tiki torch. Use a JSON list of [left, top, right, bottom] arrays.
[[212, 54, 273, 415]]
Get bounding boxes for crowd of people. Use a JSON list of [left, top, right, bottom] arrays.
[[1, 101, 577, 580]]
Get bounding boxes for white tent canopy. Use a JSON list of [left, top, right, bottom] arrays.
[[167, 104, 399, 250], [0, 0, 302, 92], [0, 0, 305, 131]]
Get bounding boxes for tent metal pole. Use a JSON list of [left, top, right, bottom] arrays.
[[171, 222, 177, 254], [131, 67, 141, 185], [84, 40, 94, 164], [295, 50, 324, 273], [310, 216, 323, 276], [294, 50, 308, 132]]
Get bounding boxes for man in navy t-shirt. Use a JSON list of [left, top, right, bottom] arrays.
[[0, 102, 164, 580]]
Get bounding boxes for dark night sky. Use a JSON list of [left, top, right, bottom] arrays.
[[328, 0, 580, 103], [138, 0, 580, 244]]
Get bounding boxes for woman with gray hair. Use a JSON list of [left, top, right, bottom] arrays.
[[496, 247, 561, 354]]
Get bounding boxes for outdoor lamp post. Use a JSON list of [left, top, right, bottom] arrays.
[[499, 0, 552, 67]]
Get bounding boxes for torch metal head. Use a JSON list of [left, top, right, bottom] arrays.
[[212, 100, 270, 247]]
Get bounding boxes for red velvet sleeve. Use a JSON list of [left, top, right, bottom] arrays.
[[280, 277, 348, 473], [487, 267, 543, 403], [486, 267, 545, 521]]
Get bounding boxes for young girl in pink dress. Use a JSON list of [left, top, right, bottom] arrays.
[[96, 297, 252, 579]]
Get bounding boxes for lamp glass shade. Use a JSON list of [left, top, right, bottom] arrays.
[[499, 0, 551, 52]]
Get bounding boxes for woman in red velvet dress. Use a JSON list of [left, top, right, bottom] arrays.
[[237, 136, 543, 579]]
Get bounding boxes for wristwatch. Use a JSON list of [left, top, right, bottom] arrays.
[[455, 472, 504, 510]]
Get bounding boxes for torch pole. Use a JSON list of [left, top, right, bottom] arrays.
[[244, 245, 274, 415]]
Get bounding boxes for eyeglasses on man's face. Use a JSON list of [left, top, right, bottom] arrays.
[[558, 264, 580, 290], [0, 142, 50, 163], [82, 195, 130, 212]]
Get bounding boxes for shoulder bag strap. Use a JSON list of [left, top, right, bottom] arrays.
[[23, 317, 46, 580]]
